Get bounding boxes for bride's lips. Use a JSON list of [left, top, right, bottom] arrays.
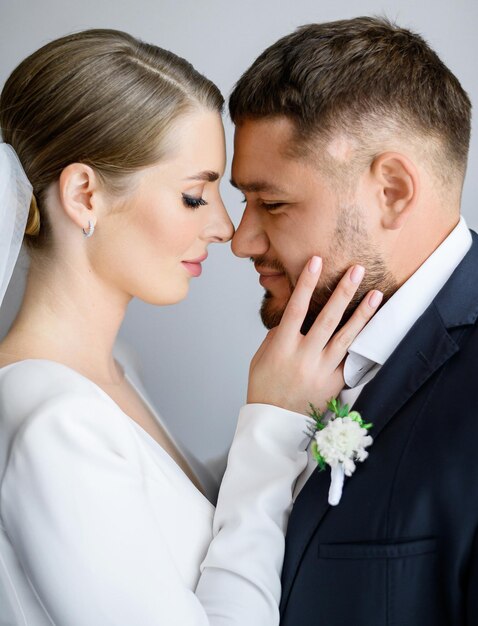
[[182, 252, 208, 277], [255, 264, 286, 288]]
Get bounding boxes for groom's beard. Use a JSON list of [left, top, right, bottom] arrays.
[[301, 256, 397, 334], [258, 206, 399, 334], [259, 255, 397, 334]]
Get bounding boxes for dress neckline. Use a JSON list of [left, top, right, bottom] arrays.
[[0, 357, 207, 501]]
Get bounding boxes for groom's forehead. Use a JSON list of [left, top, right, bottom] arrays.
[[232, 117, 352, 179], [233, 116, 297, 153], [231, 118, 310, 184]]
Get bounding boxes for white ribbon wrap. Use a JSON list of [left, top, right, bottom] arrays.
[[328, 462, 345, 506]]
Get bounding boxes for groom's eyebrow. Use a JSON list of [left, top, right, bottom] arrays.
[[186, 171, 220, 182], [230, 178, 286, 194]]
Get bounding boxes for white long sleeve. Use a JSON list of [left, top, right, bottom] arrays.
[[1, 389, 311, 625]]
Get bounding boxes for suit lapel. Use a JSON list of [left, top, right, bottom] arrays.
[[352, 304, 460, 438], [281, 229, 478, 612]]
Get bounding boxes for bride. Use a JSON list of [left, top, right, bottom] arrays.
[[0, 29, 381, 625]]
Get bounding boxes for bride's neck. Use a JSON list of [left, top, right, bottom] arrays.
[[0, 259, 132, 385]]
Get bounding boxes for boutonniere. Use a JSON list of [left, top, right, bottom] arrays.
[[308, 398, 373, 506]]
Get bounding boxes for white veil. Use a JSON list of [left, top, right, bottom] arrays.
[[0, 144, 32, 307]]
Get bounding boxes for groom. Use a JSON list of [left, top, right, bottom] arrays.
[[229, 17, 477, 626]]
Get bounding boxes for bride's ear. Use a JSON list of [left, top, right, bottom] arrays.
[[370, 152, 420, 231], [58, 163, 99, 232]]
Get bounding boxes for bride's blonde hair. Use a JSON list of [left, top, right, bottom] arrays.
[[0, 29, 224, 251]]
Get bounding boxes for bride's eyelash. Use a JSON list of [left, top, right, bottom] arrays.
[[182, 193, 208, 210]]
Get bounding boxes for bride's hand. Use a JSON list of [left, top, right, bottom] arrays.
[[247, 256, 383, 415]]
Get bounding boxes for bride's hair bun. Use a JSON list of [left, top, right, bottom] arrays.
[[0, 28, 223, 253], [25, 194, 40, 237]]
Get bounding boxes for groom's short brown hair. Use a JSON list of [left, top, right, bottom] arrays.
[[229, 17, 471, 186]]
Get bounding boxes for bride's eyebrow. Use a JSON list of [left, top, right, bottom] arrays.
[[185, 171, 219, 182]]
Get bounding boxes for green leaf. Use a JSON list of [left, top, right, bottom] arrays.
[[339, 403, 350, 417], [310, 396, 373, 431], [311, 440, 319, 460], [328, 398, 338, 414], [307, 403, 320, 418], [311, 442, 326, 470], [307, 402, 328, 431]]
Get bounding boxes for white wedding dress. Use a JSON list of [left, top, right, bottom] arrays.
[[0, 355, 311, 625]]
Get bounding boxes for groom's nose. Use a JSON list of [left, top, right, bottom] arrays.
[[231, 207, 269, 258]]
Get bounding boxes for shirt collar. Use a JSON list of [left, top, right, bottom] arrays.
[[343, 216, 472, 388]]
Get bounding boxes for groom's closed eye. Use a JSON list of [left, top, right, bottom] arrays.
[[257, 201, 287, 213], [241, 196, 286, 212]]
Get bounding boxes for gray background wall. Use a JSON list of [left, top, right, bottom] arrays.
[[1, 0, 477, 464]]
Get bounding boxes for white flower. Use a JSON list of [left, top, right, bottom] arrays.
[[314, 417, 373, 477], [308, 400, 374, 506]]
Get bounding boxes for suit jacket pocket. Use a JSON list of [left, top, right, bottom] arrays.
[[315, 538, 444, 626]]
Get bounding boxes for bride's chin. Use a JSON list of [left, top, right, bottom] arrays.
[[139, 282, 190, 307]]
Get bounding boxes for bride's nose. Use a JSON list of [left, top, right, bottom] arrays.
[[201, 200, 235, 243]]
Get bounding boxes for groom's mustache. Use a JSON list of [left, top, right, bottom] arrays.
[[250, 256, 288, 275]]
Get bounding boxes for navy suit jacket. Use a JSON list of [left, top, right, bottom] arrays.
[[280, 229, 478, 626]]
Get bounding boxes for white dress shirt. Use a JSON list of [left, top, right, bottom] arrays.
[[294, 216, 472, 497], [0, 358, 312, 625]]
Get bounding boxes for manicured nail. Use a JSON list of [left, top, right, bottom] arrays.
[[368, 290, 383, 308], [350, 265, 365, 284], [309, 256, 322, 273]]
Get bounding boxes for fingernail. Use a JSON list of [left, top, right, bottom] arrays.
[[309, 256, 322, 273], [350, 265, 365, 284], [368, 290, 383, 308]]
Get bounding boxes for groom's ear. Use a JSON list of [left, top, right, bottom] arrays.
[[370, 152, 420, 231]]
